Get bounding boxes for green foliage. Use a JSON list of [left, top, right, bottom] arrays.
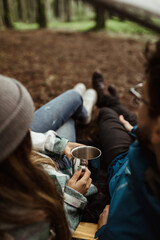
[[48, 20, 95, 31], [13, 22, 39, 30], [107, 17, 154, 34], [1, 0, 158, 35], [70, 1, 95, 21], [13, 17, 155, 35]]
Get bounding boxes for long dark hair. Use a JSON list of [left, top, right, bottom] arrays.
[[0, 131, 71, 240]]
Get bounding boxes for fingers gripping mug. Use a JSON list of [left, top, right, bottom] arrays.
[[71, 146, 101, 181]]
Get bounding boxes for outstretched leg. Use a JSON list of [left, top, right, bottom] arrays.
[[92, 71, 137, 169], [98, 107, 134, 170], [31, 90, 87, 133], [56, 118, 76, 142], [92, 71, 137, 126]]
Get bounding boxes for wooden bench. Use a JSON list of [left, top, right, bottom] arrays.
[[72, 222, 98, 240]]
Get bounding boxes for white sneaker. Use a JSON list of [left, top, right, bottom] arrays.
[[73, 83, 86, 97], [83, 89, 97, 124]]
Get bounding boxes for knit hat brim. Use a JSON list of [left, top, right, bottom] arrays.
[[0, 75, 35, 162]]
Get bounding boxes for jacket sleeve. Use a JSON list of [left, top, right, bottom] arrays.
[[43, 165, 88, 234], [63, 185, 88, 234], [31, 130, 68, 159], [129, 125, 138, 138], [95, 225, 106, 239], [63, 184, 98, 233]]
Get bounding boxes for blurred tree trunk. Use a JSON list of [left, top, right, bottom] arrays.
[[9, 1, 17, 23], [17, 0, 37, 23], [17, 0, 22, 20], [0, 0, 4, 28], [64, 0, 71, 22], [53, 0, 60, 18], [27, 0, 37, 23], [2, 0, 13, 28], [20, 0, 28, 22], [95, 5, 105, 29], [37, 0, 47, 28]]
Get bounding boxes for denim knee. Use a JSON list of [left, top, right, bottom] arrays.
[[66, 89, 83, 106]]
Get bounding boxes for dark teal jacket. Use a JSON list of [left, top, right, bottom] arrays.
[[95, 136, 160, 239]]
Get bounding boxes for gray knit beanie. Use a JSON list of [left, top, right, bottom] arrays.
[[0, 75, 35, 162]]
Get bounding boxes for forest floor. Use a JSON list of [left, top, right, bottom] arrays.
[[0, 29, 158, 142]]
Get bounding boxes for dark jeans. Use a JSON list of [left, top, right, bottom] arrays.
[[82, 96, 138, 221], [98, 95, 137, 171]]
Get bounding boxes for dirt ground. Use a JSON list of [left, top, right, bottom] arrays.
[[0, 29, 153, 141]]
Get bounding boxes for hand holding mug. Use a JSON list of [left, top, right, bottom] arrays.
[[67, 168, 92, 195], [64, 142, 84, 161]]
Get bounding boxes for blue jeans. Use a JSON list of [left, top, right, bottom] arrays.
[[31, 90, 87, 170], [31, 90, 87, 142], [31, 90, 100, 179]]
